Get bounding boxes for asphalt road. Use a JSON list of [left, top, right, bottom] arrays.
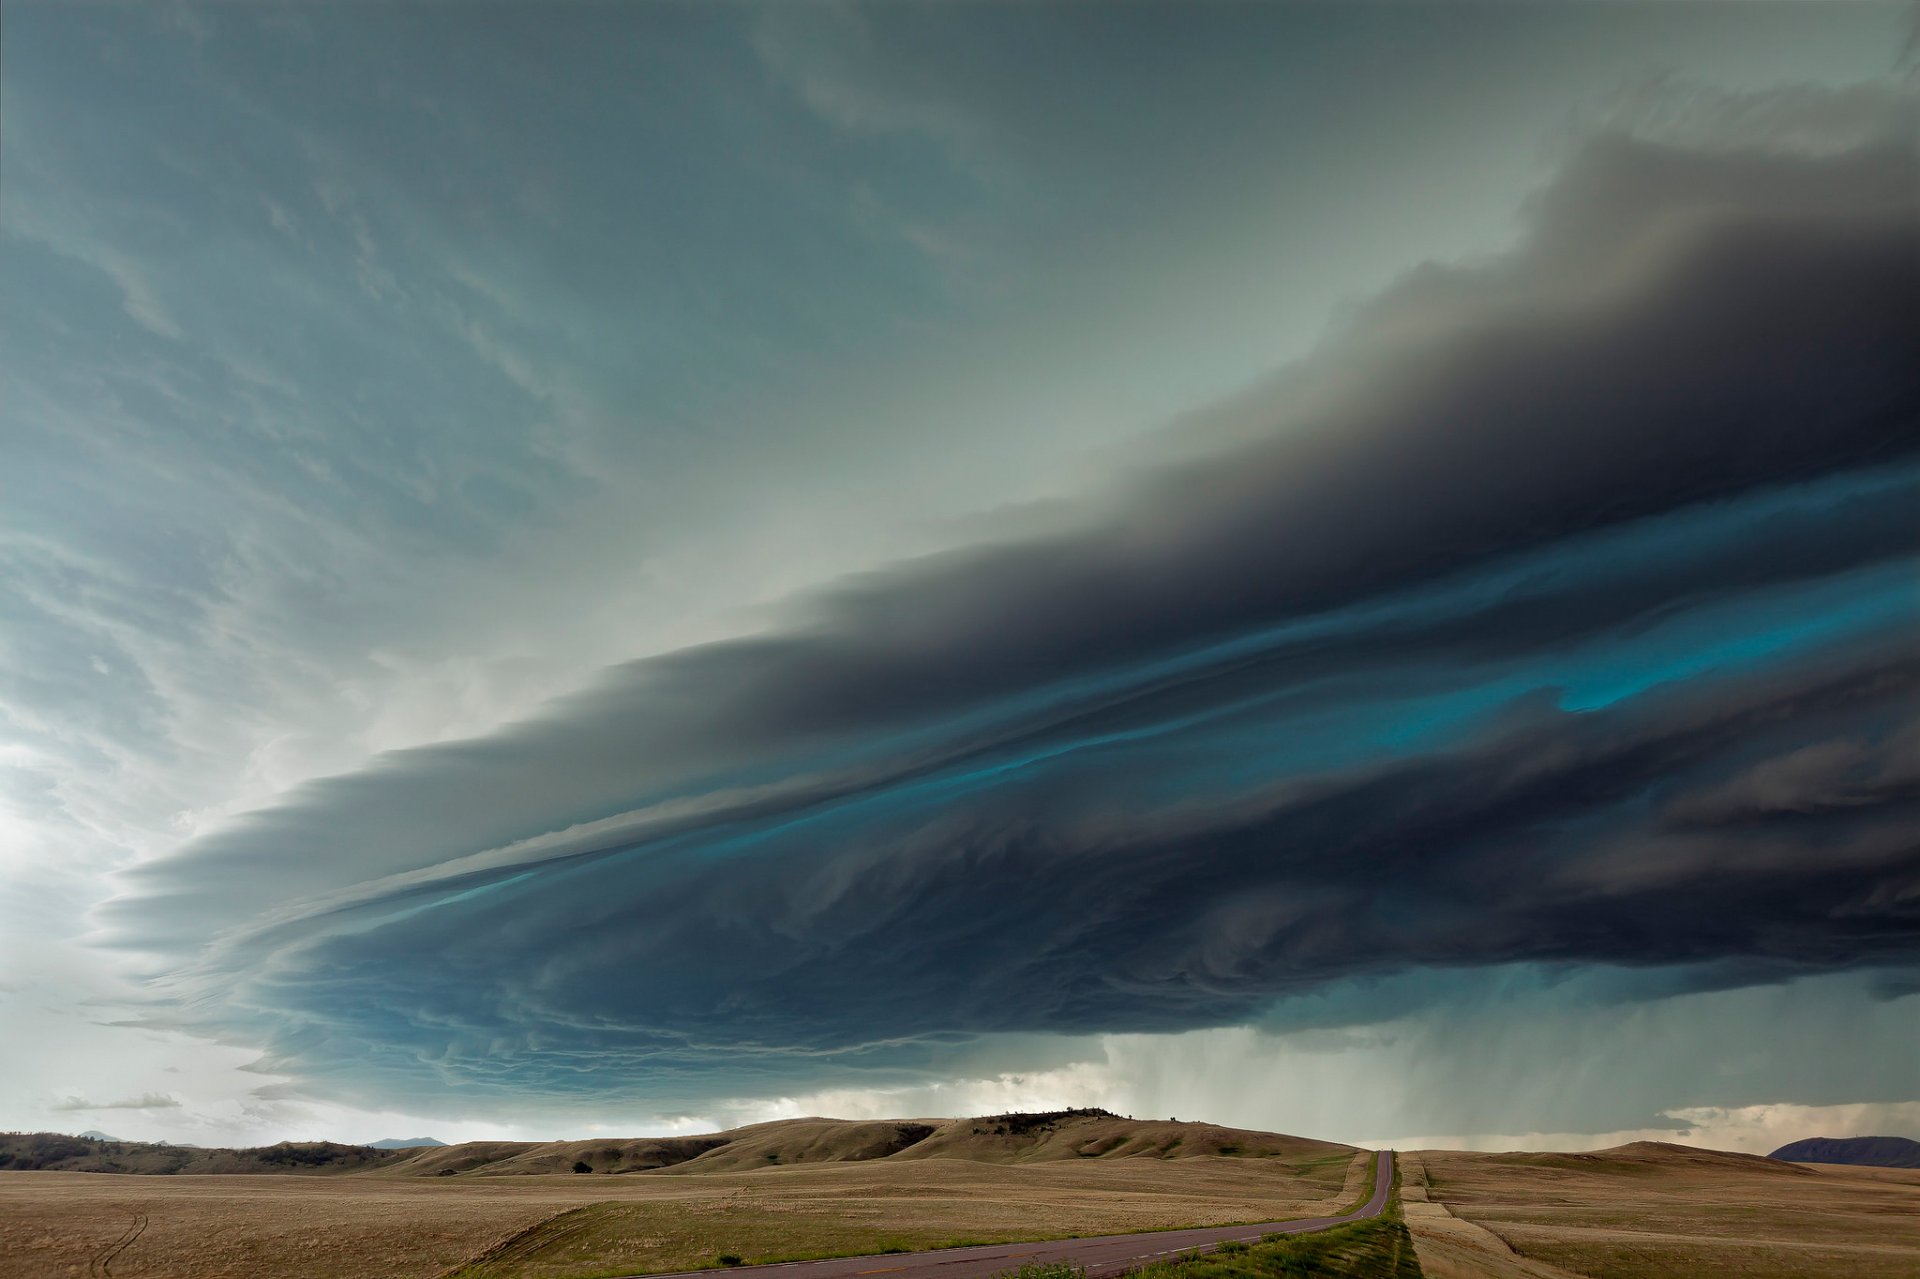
[[630, 1150, 1395, 1279]]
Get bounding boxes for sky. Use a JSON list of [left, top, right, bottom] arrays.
[[1, 2, 1916, 1155]]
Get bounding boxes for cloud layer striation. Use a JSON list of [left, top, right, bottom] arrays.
[[104, 124, 1920, 1115]]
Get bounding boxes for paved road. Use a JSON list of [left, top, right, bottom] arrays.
[[628, 1150, 1395, 1279]]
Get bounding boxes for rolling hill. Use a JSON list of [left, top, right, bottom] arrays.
[[6, 1109, 1353, 1178], [377, 1108, 1353, 1177]]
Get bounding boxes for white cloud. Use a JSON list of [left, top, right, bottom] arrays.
[[50, 1092, 182, 1112], [1374, 1102, 1920, 1157], [10, 217, 186, 340]]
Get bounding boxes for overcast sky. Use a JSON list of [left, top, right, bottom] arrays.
[[2, 2, 1917, 1153]]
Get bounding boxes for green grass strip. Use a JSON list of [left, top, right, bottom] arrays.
[[995, 1153, 1421, 1279], [1323, 1152, 1380, 1218]]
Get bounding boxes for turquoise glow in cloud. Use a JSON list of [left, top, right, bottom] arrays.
[[1557, 566, 1918, 712]]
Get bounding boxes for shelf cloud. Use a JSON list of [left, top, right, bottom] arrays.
[[96, 103, 1920, 1116]]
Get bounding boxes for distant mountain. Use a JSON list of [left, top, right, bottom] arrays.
[[1769, 1136, 1920, 1168], [0, 1132, 403, 1175], [367, 1137, 446, 1149], [76, 1130, 121, 1142]]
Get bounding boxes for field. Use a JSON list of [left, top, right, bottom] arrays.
[[8, 1117, 1919, 1279], [0, 1141, 1372, 1278], [1402, 1142, 1920, 1279]]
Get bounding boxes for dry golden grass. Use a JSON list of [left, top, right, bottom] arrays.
[[0, 1152, 1368, 1279], [1399, 1153, 1587, 1279], [369, 1113, 1353, 1179], [1414, 1141, 1920, 1278], [18, 1118, 1908, 1279]]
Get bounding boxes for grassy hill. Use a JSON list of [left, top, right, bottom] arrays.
[[1412, 1140, 1920, 1278], [380, 1108, 1355, 1177], [6, 1110, 1355, 1179], [889, 1109, 1350, 1165], [1445, 1140, 1813, 1183], [382, 1134, 732, 1176], [652, 1117, 940, 1171]]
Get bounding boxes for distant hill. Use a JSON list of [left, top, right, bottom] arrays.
[[1769, 1136, 1920, 1168], [1463, 1140, 1813, 1179], [1, 1111, 1354, 1178], [376, 1108, 1354, 1177], [1590, 1141, 1807, 1172], [76, 1130, 121, 1142], [888, 1109, 1346, 1166], [0, 1132, 403, 1175]]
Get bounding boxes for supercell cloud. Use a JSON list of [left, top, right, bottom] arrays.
[[104, 119, 1920, 1115]]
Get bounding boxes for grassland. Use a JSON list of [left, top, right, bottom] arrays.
[[1131, 1215, 1422, 1279], [7, 1116, 1915, 1279], [439, 1154, 1369, 1279], [1406, 1142, 1920, 1279], [0, 1115, 1369, 1279], [1132, 1158, 1420, 1279], [989, 1156, 1419, 1279]]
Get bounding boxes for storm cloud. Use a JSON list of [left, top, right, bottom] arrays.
[[103, 117, 1920, 1114]]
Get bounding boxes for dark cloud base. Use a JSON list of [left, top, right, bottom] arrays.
[[108, 125, 1920, 1113]]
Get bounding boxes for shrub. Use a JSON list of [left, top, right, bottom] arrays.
[[572, 1160, 592, 1174], [715, 1254, 743, 1267], [975, 1109, 1114, 1139]]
